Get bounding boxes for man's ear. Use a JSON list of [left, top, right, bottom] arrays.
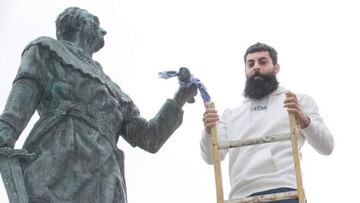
[[275, 64, 280, 73]]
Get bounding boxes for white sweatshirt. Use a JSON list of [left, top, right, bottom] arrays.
[[200, 86, 334, 199]]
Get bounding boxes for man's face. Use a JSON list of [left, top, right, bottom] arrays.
[[82, 11, 107, 53], [245, 51, 279, 80], [243, 51, 279, 99]]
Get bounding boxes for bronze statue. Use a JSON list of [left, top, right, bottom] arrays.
[[0, 7, 197, 203]]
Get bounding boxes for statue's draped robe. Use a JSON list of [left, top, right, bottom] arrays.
[[0, 37, 183, 203]]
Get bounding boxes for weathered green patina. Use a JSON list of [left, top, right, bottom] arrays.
[[0, 7, 197, 203]]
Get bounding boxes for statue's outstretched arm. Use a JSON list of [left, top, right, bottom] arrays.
[[121, 82, 197, 153]]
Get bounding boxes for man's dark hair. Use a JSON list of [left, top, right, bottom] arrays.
[[243, 42, 278, 65], [55, 7, 88, 40]]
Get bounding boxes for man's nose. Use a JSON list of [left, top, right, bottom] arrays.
[[253, 63, 260, 71]]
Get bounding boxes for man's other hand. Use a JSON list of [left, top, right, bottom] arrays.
[[284, 91, 310, 129]]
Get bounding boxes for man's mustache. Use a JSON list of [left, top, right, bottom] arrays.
[[251, 72, 265, 80]]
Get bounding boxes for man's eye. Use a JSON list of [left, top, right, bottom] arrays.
[[259, 61, 267, 65], [246, 61, 254, 67]]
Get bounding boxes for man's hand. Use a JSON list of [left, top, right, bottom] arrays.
[[202, 103, 220, 134], [284, 91, 310, 129], [172, 82, 198, 108]]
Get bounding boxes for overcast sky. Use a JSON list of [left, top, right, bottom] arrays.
[[0, 0, 359, 202]]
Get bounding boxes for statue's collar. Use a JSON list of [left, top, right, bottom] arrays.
[[23, 36, 133, 103], [61, 40, 94, 65]]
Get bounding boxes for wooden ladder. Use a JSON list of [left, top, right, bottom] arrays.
[[208, 102, 306, 203]]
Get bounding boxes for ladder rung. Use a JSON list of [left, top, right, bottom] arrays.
[[219, 133, 291, 149], [224, 191, 298, 203]]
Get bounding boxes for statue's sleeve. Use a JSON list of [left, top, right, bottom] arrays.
[[120, 99, 184, 153], [0, 44, 47, 146]]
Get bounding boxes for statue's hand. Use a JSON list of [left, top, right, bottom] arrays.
[[173, 82, 198, 108], [0, 124, 16, 148]]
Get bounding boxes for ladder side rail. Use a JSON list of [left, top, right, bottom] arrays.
[[288, 113, 306, 203], [209, 102, 225, 203]]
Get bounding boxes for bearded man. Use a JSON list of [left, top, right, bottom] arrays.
[[201, 42, 334, 203], [0, 7, 197, 203]]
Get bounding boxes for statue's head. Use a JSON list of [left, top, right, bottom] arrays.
[[56, 7, 107, 53]]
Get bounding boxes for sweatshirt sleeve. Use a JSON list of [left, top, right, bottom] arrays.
[[299, 95, 334, 155], [200, 109, 229, 164]]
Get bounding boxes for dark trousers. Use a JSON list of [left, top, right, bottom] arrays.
[[249, 187, 299, 203]]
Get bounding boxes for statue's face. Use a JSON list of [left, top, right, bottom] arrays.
[[81, 11, 107, 53]]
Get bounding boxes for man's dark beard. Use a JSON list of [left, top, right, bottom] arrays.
[[244, 72, 279, 100]]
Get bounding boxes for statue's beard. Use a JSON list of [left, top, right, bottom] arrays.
[[244, 72, 279, 100]]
